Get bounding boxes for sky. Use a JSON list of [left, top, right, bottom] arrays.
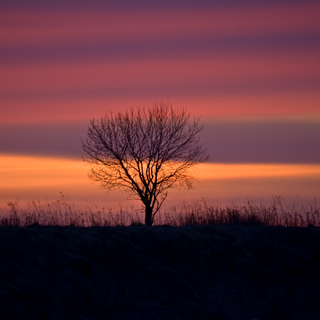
[[0, 0, 319, 210]]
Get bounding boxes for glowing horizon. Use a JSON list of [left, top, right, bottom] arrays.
[[1, 154, 319, 211]]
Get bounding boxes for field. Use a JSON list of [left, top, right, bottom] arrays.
[[0, 197, 320, 319], [1, 224, 320, 319]]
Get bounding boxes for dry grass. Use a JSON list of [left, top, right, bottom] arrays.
[[1, 195, 319, 227], [164, 196, 320, 227]]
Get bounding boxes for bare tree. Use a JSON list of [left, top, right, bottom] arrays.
[[82, 102, 208, 226]]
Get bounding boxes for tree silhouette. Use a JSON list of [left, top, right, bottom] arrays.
[[82, 102, 208, 226]]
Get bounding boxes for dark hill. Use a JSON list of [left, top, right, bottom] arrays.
[[0, 225, 320, 320]]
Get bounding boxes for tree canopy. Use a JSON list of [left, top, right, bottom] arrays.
[[82, 102, 207, 225]]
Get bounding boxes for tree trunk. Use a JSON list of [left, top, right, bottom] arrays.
[[145, 205, 153, 226]]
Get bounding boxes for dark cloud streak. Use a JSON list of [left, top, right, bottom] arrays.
[[1, 33, 319, 66], [202, 121, 320, 163], [1, 121, 319, 163], [0, 0, 316, 10], [0, 122, 87, 159]]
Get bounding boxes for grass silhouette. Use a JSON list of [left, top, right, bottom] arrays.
[[1, 195, 319, 227]]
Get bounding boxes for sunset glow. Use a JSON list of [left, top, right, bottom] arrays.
[[0, 0, 319, 211], [1, 155, 319, 210]]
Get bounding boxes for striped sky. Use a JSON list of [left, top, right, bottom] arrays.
[[0, 0, 319, 209]]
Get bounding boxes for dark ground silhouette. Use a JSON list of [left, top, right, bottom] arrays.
[[0, 224, 320, 319]]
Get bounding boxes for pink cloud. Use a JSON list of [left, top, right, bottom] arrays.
[[1, 51, 319, 94]]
